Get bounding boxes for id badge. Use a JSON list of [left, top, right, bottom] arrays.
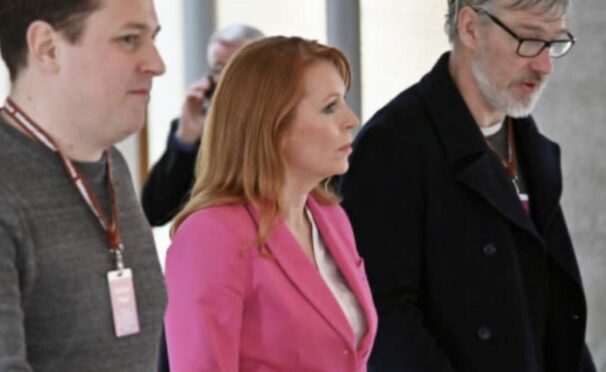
[[519, 193, 530, 214], [107, 268, 140, 337]]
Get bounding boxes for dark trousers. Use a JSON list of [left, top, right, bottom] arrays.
[[157, 326, 170, 372]]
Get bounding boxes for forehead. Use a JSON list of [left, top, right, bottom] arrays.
[[82, 0, 159, 34], [300, 61, 345, 95]]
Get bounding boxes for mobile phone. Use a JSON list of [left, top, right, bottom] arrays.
[[202, 75, 217, 114], [205, 75, 217, 100]]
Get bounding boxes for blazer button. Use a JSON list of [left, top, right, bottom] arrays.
[[483, 243, 497, 256], [572, 313, 580, 321], [343, 349, 350, 355], [477, 327, 492, 341]]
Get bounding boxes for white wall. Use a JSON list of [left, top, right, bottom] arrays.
[[146, 0, 186, 269], [217, 0, 326, 42], [0, 60, 8, 103], [360, 0, 449, 121]]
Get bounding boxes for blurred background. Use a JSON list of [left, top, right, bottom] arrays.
[[0, 1, 603, 369]]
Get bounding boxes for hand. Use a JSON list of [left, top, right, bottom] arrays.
[[175, 77, 213, 144]]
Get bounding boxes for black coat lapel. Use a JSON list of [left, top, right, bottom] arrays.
[[418, 53, 581, 284], [513, 118, 562, 235], [419, 53, 542, 242], [513, 120, 582, 283]]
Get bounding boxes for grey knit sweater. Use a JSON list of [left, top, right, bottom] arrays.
[[0, 118, 166, 371]]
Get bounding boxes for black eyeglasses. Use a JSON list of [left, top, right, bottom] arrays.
[[472, 7, 576, 58]]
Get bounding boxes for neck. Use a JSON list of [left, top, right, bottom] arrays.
[[448, 49, 505, 128], [280, 175, 317, 266], [281, 174, 317, 228], [7, 88, 105, 162], [282, 190, 309, 229]]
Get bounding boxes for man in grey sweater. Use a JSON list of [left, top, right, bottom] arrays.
[[0, 0, 167, 370]]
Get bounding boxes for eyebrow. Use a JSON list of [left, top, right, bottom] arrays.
[[122, 22, 162, 37], [322, 93, 342, 101]]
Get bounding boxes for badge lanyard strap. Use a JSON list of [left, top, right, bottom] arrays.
[[2, 98, 125, 270], [485, 117, 521, 194]]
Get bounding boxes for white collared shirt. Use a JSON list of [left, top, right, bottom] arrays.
[[306, 208, 367, 346]]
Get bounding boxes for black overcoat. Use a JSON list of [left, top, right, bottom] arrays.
[[340, 53, 595, 372]]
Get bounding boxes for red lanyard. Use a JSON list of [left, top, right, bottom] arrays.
[[2, 98, 125, 268], [485, 118, 521, 194]]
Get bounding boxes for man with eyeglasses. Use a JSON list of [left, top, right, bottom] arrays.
[[340, 1, 595, 371]]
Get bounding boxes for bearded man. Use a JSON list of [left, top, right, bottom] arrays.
[[340, 0, 596, 371]]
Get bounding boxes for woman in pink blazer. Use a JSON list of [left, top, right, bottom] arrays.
[[165, 36, 377, 372]]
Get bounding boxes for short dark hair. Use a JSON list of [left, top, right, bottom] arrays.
[[0, 0, 101, 81]]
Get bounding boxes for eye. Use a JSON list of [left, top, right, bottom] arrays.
[[117, 34, 141, 50], [322, 101, 337, 114]]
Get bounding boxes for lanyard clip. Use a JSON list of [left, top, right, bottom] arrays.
[[512, 176, 521, 195], [113, 244, 125, 274]]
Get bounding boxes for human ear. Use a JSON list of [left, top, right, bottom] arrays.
[[26, 20, 60, 74], [457, 6, 481, 51]]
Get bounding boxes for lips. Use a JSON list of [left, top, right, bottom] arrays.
[[129, 89, 150, 96], [339, 143, 353, 152], [515, 71, 544, 94], [519, 81, 540, 94]]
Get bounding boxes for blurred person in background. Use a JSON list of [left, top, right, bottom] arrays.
[[142, 24, 263, 226]]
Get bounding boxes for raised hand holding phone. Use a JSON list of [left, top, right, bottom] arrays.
[[175, 76, 214, 144]]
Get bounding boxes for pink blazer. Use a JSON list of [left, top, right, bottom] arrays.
[[165, 196, 377, 372]]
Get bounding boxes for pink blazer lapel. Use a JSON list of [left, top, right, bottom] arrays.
[[307, 198, 377, 352], [246, 204, 354, 346]]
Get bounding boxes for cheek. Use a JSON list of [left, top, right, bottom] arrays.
[[283, 130, 324, 165]]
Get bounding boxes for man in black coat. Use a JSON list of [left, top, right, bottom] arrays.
[[340, 1, 595, 371]]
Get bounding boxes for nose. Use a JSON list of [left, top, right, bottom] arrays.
[[530, 47, 554, 76], [141, 42, 166, 76], [343, 104, 360, 132]]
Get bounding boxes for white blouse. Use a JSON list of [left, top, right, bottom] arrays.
[[305, 208, 367, 346]]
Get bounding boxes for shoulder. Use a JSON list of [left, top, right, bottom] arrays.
[[166, 204, 255, 284], [346, 83, 431, 183], [517, 116, 561, 158], [172, 204, 256, 250], [353, 84, 433, 163], [363, 83, 427, 134]]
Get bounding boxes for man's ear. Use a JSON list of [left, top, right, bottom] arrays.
[[457, 6, 481, 52], [26, 20, 60, 74]]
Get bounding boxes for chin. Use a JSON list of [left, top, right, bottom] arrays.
[[505, 97, 538, 118], [332, 164, 349, 176], [113, 123, 145, 145], [126, 115, 147, 132]]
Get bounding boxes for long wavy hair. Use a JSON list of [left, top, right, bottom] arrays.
[[171, 36, 352, 250]]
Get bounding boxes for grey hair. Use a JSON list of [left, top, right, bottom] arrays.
[[445, 0, 570, 44], [209, 24, 264, 46]]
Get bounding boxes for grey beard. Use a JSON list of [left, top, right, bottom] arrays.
[[471, 57, 546, 118]]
